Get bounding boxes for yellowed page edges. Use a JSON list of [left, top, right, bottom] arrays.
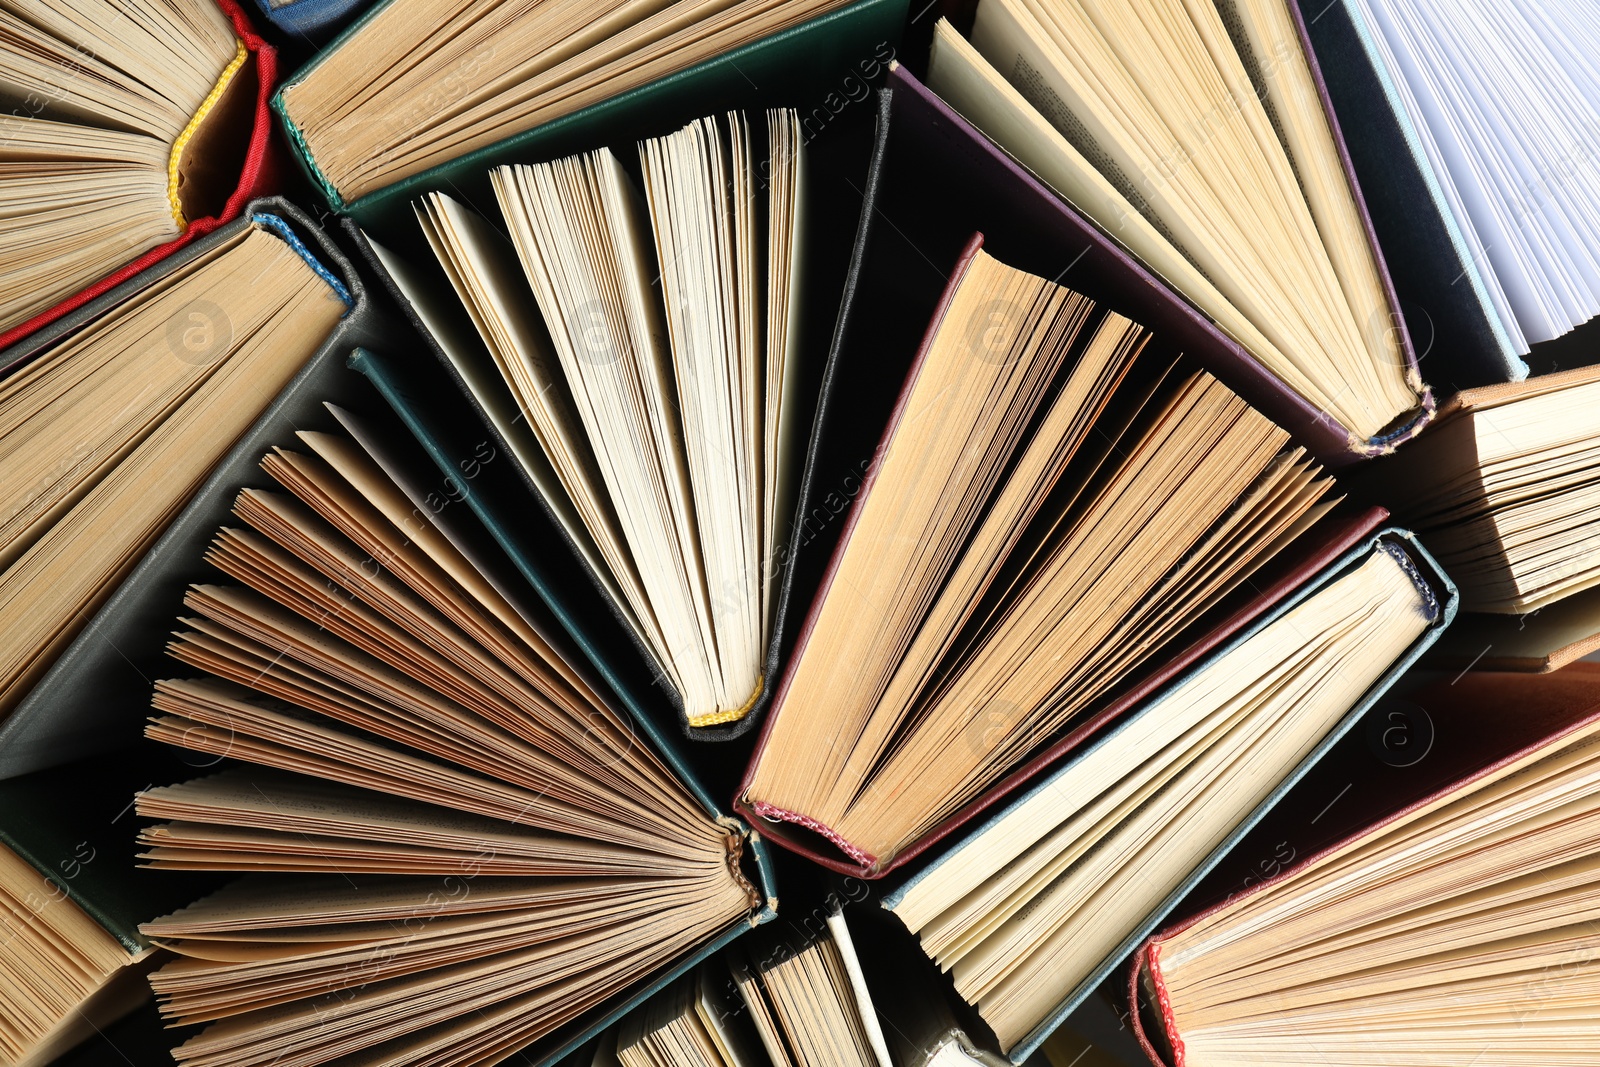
[[689, 674, 765, 727], [167, 38, 249, 229]]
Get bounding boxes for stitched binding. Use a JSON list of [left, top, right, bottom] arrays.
[[688, 674, 764, 727], [168, 39, 249, 229], [1148, 940, 1187, 1067], [1355, 385, 1437, 455], [747, 800, 878, 869], [1377, 539, 1441, 622], [249, 212, 354, 310], [714, 816, 765, 918]]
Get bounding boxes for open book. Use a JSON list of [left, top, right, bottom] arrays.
[[600, 904, 1007, 1067], [921, 0, 1429, 454], [135, 394, 770, 1067], [274, 0, 864, 204], [1134, 664, 1600, 1066], [0, 206, 350, 722], [0, 0, 276, 347], [882, 531, 1450, 1060], [1323, 0, 1600, 360], [739, 234, 1343, 872], [376, 111, 808, 732], [1365, 363, 1600, 630]]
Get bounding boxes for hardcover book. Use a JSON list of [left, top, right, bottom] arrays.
[[0, 756, 202, 1067], [130, 347, 778, 1067], [919, 0, 1433, 457], [1133, 664, 1600, 1066], [0, 198, 353, 740], [0, 0, 281, 350], [881, 529, 1454, 1062], [344, 46, 894, 739], [735, 204, 1416, 877], [273, 0, 907, 214]]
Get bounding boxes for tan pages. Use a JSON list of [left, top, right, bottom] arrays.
[[0, 0, 249, 332], [135, 416, 760, 1067], [0, 220, 347, 719], [0, 843, 152, 1067], [1145, 666, 1600, 1067], [1365, 362, 1600, 614], [401, 110, 806, 729], [280, 0, 852, 200], [729, 913, 886, 1067], [599, 965, 766, 1067], [743, 242, 1336, 870], [921, 0, 1422, 446], [888, 541, 1433, 1051]]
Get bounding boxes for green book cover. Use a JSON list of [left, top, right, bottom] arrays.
[[274, 0, 908, 230]]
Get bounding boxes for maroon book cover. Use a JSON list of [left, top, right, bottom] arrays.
[[736, 56, 1418, 875], [1129, 664, 1600, 1066]]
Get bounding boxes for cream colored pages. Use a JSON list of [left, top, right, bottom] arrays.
[[282, 0, 852, 200], [953, 0, 1415, 440], [891, 547, 1430, 1050], [743, 247, 1333, 867], [924, 21, 1313, 406], [763, 109, 807, 633], [418, 111, 805, 726]]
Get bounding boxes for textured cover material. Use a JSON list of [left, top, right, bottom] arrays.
[[274, 0, 909, 224], [341, 47, 890, 739], [0, 0, 283, 354], [250, 0, 371, 36], [1296, 0, 1524, 390], [879, 62, 1431, 463], [731, 75, 1406, 872], [881, 529, 1457, 1064], [0, 197, 381, 780], [1130, 663, 1600, 1067]]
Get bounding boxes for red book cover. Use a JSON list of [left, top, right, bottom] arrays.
[[0, 0, 282, 353]]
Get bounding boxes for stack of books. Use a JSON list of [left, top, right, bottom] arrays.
[[2, 0, 1598, 1064]]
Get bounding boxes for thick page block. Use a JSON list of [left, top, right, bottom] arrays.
[[883, 529, 1456, 1063], [275, 0, 909, 224], [0, 197, 384, 779], [342, 68, 889, 740], [0, 0, 284, 353]]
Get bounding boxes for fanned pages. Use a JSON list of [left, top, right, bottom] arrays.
[[921, 0, 1427, 449], [278, 0, 853, 202], [595, 965, 765, 1067], [1343, 0, 1600, 352], [741, 238, 1340, 871], [0, 0, 259, 337], [137, 411, 762, 1067], [1140, 665, 1600, 1067], [0, 214, 348, 720], [413, 110, 807, 729], [716, 904, 1007, 1067], [885, 536, 1439, 1054]]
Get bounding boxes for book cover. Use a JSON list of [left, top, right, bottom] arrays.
[[0, 0, 284, 353]]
